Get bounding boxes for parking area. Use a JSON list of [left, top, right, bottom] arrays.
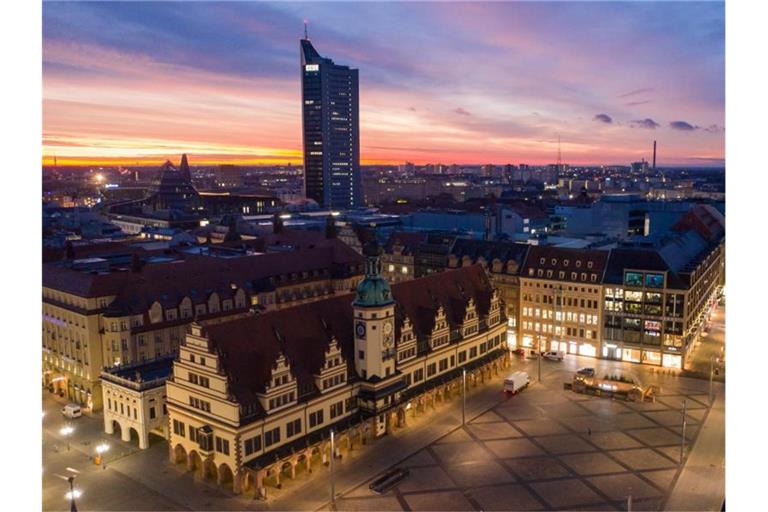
[[335, 368, 713, 511]]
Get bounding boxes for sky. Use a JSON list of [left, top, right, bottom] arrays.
[[42, 1, 725, 167]]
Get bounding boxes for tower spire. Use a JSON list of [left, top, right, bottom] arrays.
[[304, 20, 308, 39], [557, 134, 562, 172]]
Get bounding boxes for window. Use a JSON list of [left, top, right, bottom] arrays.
[[189, 426, 198, 443], [438, 359, 448, 372], [413, 368, 424, 382], [470, 346, 478, 358], [216, 436, 229, 455], [286, 419, 302, 437], [264, 427, 281, 447], [330, 401, 344, 419], [244, 435, 262, 456], [358, 350, 364, 360], [173, 419, 185, 437], [149, 407, 156, 419], [458, 351, 467, 363], [309, 410, 324, 428], [427, 363, 436, 377]]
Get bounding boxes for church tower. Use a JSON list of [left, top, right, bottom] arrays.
[[353, 240, 396, 381]]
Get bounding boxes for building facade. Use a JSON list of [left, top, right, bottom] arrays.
[[43, 239, 364, 411], [447, 239, 530, 348], [166, 247, 508, 496], [101, 357, 174, 449], [518, 246, 609, 358], [300, 37, 361, 209]]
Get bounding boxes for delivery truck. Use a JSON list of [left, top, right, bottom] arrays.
[[503, 371, 530, 394]]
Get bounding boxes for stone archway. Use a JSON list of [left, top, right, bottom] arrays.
[[396, 407, 407, 428], [204, 458, 218, 482], [173, 443, 187, 465], [218, 462, 234, 490], [188, 450, 203, 476]]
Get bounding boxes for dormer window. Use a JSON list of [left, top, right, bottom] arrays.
[[564, 260, 569, 266], [539, 258, 545, 264], [551, 259, 557, 265], [587, 261, 593, 269], [576, 260, 582, 268]]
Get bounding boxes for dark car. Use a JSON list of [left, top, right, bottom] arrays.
[[512, 348, 526, 356], [577, 367, 595, 376]]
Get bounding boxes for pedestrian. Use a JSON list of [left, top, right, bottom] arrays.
[[587, 427, 592, 436]]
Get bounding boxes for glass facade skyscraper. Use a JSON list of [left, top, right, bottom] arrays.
[[300, 38, 361, 209]]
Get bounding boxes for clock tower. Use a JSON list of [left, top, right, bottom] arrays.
[[353, 240, 396, 381]]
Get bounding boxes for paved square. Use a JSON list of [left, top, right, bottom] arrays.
[[336, 364, 714, 512], [469, 484, 545, 511]]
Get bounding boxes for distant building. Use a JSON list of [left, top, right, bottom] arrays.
[[300, 37, 361, 209], [216, 165, 243, 188]]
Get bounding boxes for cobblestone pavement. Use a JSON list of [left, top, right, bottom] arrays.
[[334, 372, 716, 512]]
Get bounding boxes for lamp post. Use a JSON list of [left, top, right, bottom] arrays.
[[680, 399, 687, 464], [709, 356, 715, 405], [330, 429, 336, 511], [65, 476, 80, 512], [462, 368, 466, 427], [60, 425, 74, 451]]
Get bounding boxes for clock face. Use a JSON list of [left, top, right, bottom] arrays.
[[355, 321, 366, 339], [383, 321, 393, 335]]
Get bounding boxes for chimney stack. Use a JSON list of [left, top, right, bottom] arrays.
[[652, 140, 657, 172]]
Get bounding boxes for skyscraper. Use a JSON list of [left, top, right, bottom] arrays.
[[300, 36, 361, 209]]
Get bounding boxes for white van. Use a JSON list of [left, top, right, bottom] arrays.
[[62, 403, 82, 419], [504, 371, 530, 394], [543, 350, 565, 361]]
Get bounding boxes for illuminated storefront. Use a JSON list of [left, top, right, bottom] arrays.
[[663, 353, 682, 369]]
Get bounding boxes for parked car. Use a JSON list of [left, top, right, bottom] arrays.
[[511, 348, 526, 356], [577, 367, 595, 376], [542, 350, 565, 361], [61, 403, 82, 419], [504, 371, 530, 394]]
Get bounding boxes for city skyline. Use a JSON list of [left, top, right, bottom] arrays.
[[43, 2, 724, 167]]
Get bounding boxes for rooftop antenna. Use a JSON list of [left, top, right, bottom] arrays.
[[304, 20, 308, 40], [556, 134, 562, 172]]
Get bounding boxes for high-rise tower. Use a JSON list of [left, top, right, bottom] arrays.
[[300, 34, 361, 209]]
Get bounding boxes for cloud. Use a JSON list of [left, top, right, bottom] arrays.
[[453, 107, 471, 116], [619, 87, 654, 98], [669, 120, 697, 131], [625, 100, 651, 107], [630, 118, 660, 129], [593, 113, 612, 124], [703, 124, 724, 133]]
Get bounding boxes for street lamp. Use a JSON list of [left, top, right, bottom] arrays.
[[329, 429, 336, 511], [462, 368, 466, 427], [60, 426, 74, 451], [95, 442, 110, 468], [65, 476, 80, 512]]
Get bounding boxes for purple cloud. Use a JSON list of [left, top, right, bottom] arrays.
[[669, 120, 697, 131], [625, 100, 651, 107], [453, 107, 471, 116], [619, 87, 654, 98], [593, 113, 613, 124], [630, 118, 660, 129]]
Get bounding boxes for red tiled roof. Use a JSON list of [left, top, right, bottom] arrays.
[[202, 264, 494, 406]]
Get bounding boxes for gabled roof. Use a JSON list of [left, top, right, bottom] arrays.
[[202, 265, 494, 407], [449, 239, 530, 273], [520, 245, 609, 283]]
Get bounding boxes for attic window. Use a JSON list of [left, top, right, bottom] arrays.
[[564, 260, 569, 266], [551, 259, 557, 265], [576, 260, 582, 268], [539, 258, 545, 264], [587, 261, 593, 269]]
